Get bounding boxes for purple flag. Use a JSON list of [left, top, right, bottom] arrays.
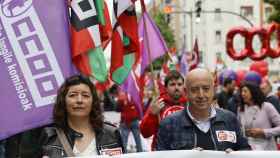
[[0, 0, 74, 140], [120, 69, 143, 118], [139, 12, 168, 74], [180, 52, 189, 76], [180, 42, 189, 76]]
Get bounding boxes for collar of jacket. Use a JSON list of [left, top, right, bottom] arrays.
[[58, 123, 104, 147], [180, 107, 226, 128]]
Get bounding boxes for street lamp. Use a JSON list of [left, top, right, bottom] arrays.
[[167, 9, 254, 27], [201, 10, 254, 27], [163, 4, 254, 48], [195, 0, 202, 22]]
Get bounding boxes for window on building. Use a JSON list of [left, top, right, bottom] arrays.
[[183, 14, 187, 27], [214, 8, 222, 21], [216, 52, 222, 62], [165, 0, 171, 4], [240, 6, 254, 19], [215, 30, 222, 43]]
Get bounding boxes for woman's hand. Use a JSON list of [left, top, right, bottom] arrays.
[[245, 128, 265, 138]]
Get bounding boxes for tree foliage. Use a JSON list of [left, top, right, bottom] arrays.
[[264, 0, 280, 23]]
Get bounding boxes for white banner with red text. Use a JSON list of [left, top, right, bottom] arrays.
[[69, 150, 280, 158]]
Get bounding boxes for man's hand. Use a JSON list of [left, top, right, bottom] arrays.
[[150, 97, 165, 115], [245, 128, 265, 138], [225, 148, 233, 154], [192, 147, 203, 151]]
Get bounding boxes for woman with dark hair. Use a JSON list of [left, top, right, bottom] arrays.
[[39, 75, 124, 157], [238, 81, 280, 150]]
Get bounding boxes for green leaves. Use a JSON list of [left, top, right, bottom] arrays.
[[264, 0, 280, 23]]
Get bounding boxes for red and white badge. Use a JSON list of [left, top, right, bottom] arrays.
[[100, 147, 122, 156], [161, 105, 184, 119], [216, 130, 237, 143]]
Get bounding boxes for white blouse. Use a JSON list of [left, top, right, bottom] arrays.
[[73, 138, 98, 156]]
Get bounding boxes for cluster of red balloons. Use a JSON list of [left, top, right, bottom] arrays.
[[226, 23, 280, 61], [219, 61, 268, 86]]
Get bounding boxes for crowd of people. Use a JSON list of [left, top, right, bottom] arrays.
[[1, 68, 280, 157]]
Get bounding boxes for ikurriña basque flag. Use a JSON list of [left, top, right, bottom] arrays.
[[110, 0, 139, 85], [0, 0, 74, 140], [70, 0, 112, 82]]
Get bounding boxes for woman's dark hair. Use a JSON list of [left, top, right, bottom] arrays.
[[53, 74, 104, 129], [239, 81, 265, 112]]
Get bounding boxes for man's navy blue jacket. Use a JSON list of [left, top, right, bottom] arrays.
[[156, 108, 251, 151]]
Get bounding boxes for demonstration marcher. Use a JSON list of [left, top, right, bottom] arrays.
[[156, 68, 251, 151], [217, 77, 236, 110], [239, 81, 280, 150], [140, 70, 187, 150], [260, 80, 280, 113], [39, 75, 124, 157], [115, 88, 143, 152]]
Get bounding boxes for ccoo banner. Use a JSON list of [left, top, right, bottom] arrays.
[[0, 0, 74, 140], [71, 150, 280, 158]]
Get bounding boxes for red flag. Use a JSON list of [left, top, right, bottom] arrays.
[[189, 38, 200, 70], [70, 0, 112, 82], [110, 4, 139, 84]]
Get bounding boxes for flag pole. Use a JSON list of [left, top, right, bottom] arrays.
[[140, 0, 164, 121], [140, 0, 173, 96]]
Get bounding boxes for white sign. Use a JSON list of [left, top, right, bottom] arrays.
[[70, 150, 280, 158]]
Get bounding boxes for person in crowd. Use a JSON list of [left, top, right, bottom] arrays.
[[0, 140, 5, 158], [156, 68, 251, 151], [116, 89, 143, 152], [261, 80, 280, 113], [238, 81, 280, 150], [277, 86, 280, 100], [102, 85, 119, 111], [5, 126, 47, 158], [217, 77, 236, 110], [140, 70, 187, 150], [39, 75, 124, 157]]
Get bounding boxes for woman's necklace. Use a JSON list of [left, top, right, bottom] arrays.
[[244, 105, 259, 129]]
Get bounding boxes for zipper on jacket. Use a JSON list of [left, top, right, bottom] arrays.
[[97, 142, 119, 155], [46, 145, 65, 156], [193, 128, 197, 148], [100, 142, 118, 148], [210, 128, 218, 150], [46, 145, 64, 150], [97, 145, 102, 155]]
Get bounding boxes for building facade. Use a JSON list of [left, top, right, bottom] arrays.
[[162, 0, 279, 76]]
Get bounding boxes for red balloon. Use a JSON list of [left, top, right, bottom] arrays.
[[236, 69, 247, 87], [247, 27, 268, 61], [226, 27, 249, 60], [226, 23, 280, 61], [249, 60, 268, 77], [267, 23, 280, 58]]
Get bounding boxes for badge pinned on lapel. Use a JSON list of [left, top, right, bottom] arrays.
[[216, 130, 237, 143]]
